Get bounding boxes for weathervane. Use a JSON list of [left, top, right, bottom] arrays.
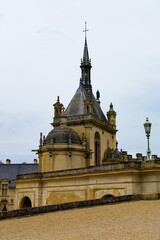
[[83, 21, 89, 39]]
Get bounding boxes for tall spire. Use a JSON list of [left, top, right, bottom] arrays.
[[80, 22, 92, 90], [83, 37, 90, 63], [82, 22, 89, 63]]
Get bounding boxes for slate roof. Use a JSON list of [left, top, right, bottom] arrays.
[[65, 84, 106, 121], [0, 163, 39, 188]]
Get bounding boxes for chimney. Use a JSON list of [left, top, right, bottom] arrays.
[[6, 159, 11, 164], [34, 159, 38, 164]]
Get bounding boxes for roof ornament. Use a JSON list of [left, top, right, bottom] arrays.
[[96, 90, 100, 105], [82, 132, 86, 146], [40, 132, 43, 146], [116, 141, 118, 150], [43, 135, 45, 144], [96, 90, 100, 100], [110, 102, 113, 111]]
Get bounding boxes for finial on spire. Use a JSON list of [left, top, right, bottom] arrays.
[[110, 102, 113, 110], [96, 90, 100, 100], [80, 22, 92, 90], [40, 132, 42, 146], [96, 90, 100, 105], [83, 21, 89, 39]]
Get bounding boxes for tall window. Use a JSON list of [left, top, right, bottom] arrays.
[[95, 132, 100, 165], [2, 184, 8, 196], [87, 105, 89, 114]]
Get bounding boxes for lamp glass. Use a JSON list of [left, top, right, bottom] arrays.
[[144, 118, 151, 135]]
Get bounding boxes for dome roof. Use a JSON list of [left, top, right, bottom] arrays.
[[44, 127, 81, 145], [103, 148, 121, 161]]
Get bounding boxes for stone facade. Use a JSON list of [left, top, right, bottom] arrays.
[[0, 160, 38, 212], [14, 159, 160, 209], [13, 33, 160, 210], [0, 179, 15, 212]]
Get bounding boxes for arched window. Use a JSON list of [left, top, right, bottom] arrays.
[[95, 132, 100, 165], [20, 196, 32, 209], [101, 194, 115, 200]]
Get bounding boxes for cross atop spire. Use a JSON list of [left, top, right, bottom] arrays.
[[83, 21, 88, 39], [82, 22, 90, 63], [80, 22, 92, 90]]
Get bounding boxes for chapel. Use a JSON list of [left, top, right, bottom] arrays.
[[14, 28, 160, 209], [37, 32, 118, 173]]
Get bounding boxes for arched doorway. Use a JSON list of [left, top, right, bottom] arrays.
[[95, 132, 100, 165], [1, 200, 8, 212], [101, 194, 115, 200], [20, 196, 32, 209]]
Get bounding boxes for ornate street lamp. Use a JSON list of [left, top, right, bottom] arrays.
[[143, 117, 152, 160]]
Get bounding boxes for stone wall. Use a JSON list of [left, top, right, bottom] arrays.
[[0, 194, 140, 220], [14, 160, 160, 208], [16, 160, 160, 181]]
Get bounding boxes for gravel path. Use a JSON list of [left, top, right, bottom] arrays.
[[1, 200, 160, 240]]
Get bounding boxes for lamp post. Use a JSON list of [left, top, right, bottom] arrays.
[[143, 117, 152, 160]]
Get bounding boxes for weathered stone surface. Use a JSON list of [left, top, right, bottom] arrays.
[[16, 160, 160, 180], [0, 194, 140, 220]]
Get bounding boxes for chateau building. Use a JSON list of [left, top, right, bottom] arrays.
[[0, 159, 38, 211], [12, 32, 160, 209], [37, 35, 117, 173]]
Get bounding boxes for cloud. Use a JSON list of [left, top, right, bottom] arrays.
[[0, 0, 160, 162], [0, 13, 4, 20], [37, 27, 60, 35]]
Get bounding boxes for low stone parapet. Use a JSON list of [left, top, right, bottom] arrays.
[[0, 194, 140, 220]]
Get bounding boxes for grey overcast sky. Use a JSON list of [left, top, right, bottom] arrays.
[[0, 0, 160, 163]]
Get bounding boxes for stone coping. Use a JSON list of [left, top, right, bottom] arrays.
[[0, 194, 140, 220], [16, 160, 160, 181]]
